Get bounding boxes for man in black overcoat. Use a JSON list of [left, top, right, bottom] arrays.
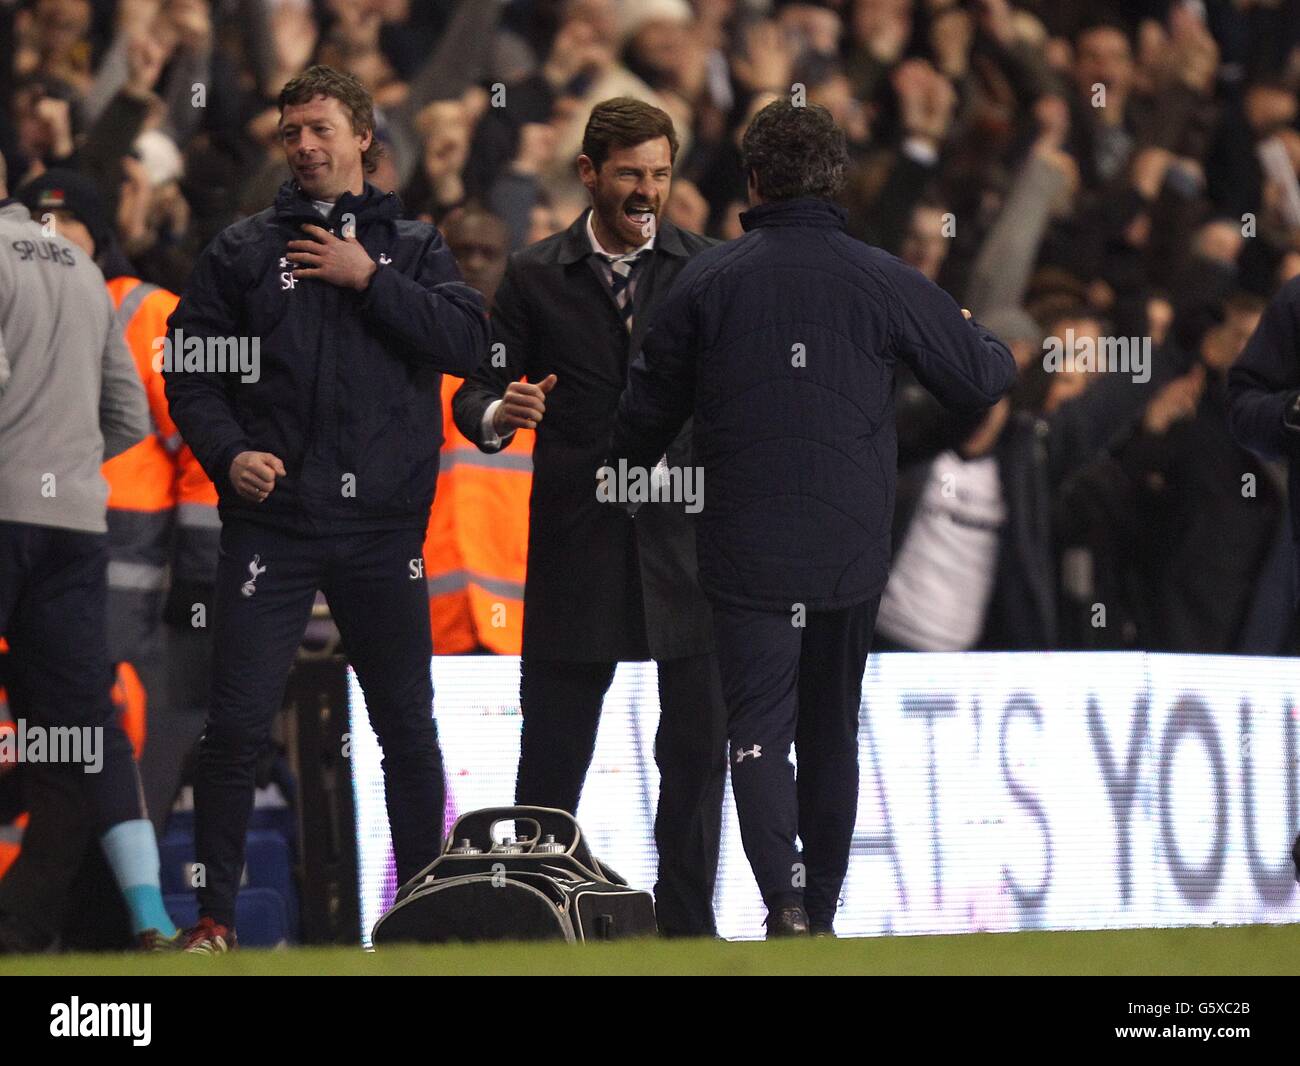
[[452, 98, 726, 937]]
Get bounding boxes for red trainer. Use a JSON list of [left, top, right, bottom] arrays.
[[183, 916, 237, 954]]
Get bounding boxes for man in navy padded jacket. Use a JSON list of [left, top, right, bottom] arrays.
[[608, 100, 1016, 937], [163, 65, 487, 951]]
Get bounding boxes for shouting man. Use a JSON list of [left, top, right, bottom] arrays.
[[452, 98, 728, 937]]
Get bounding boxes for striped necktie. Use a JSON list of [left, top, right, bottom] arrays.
[[604, 251, 646, 332]]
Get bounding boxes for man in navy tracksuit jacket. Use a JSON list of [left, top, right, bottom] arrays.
[[164, 67, 487, 950], [609, 101, 1016, 936]]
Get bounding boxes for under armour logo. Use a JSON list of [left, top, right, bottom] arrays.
[[735, 745, 762, 764], [379, 253, 392, 265], [241, 554, 266, 598], [279, 257, 290, 269]]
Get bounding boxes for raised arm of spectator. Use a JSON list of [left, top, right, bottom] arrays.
[[84, 0, 163, 123], [397, 0, 504, 124], [964, 95, 1076, 318]]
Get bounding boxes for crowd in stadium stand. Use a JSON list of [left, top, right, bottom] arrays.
[[3, 0, 1300, 655]]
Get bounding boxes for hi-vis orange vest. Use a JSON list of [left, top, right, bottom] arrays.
[[102, 277, 181, 597], [423, 375, 533, 653], [99, 279, 159, 761], [103, 275, 219, 592], [173, 443, 220, 589]]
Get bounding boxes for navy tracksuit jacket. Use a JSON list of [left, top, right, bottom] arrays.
[[164, 181, 488, 926]]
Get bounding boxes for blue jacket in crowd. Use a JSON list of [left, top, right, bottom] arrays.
[[609, 197, 1017, 612], [164, 181, 488, 534]]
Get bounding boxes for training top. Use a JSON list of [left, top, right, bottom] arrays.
[[0, 198, 148, 533]]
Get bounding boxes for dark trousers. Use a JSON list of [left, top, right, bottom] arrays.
[[0, 521, 142, 830], [0, 553, 207, 949], [0, 761, 136, 951], [138, 623, 211, 840], [516, 654, 728, 936], [104, 588, 207, 839], [197, 519, 443, 926], [1, 633, 209, 950], [711, 596, 880, 929]]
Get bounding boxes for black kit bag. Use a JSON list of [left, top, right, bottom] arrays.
[[370, 806, 657, 945]]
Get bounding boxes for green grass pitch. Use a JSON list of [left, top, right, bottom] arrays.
[[1, 924, 1297, 976]]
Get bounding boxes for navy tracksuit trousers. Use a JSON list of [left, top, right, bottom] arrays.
[[711, 596, 880, 929], [0, 521, 142, 830], [197, 518, 443, 927]]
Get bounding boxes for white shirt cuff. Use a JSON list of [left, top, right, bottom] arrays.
[[482, 399, 515, 449]]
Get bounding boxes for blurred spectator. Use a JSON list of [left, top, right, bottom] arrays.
[[1, 0, 1297, 654]]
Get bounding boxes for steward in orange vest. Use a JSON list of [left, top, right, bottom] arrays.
[[103, 274, 182, 660], [423, 374, 531, 652], [424, 208, 531, 653]]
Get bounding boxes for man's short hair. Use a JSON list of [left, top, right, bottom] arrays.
[[741, 100, 848, 203], [278, 65, 381, 174], [440, 203, 508, 245], [581, 97, 679, 171]]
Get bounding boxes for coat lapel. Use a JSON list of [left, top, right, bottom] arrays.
[[556, 210, 693, 363], [628, 252, 666, 356], [628, 218, 689, 356], [559, 209, 629, 332]]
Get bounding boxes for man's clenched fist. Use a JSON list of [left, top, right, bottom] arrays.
[[230, 450, 287, 502], [494, 374, 557, 434]]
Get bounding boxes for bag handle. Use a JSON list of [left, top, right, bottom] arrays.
[[445, 806, 584, 855]]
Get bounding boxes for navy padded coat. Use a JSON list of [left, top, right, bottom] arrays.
[[609, 197, 1017, 612]]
